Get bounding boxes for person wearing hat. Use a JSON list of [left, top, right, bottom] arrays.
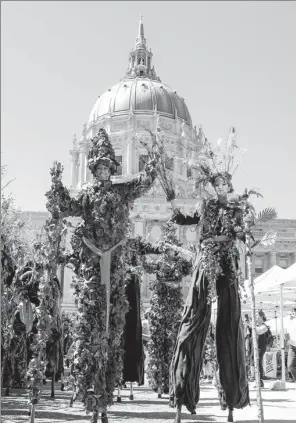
[[48, 128, 158, 423]]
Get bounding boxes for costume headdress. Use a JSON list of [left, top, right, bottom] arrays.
[[187, 127, 245, 198], [87, 128, 120, 175]]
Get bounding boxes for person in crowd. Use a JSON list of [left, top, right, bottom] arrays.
[[256, 309, 269, 387], [286, 307, 296, 382], [244, 314, 253, 381]]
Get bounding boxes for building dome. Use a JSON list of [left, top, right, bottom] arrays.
[[87, 15, 192, 128], [70, 15, 202, 192], [88, 78, 192, 127]]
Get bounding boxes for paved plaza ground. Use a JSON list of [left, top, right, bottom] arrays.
[[1, 380, 295, 423]]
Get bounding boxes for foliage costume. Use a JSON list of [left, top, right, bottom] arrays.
[[169, 198, 249, 412], [143, 222, 192, 395], [51, 128, 157, 418], [143, 127, 253, 415]]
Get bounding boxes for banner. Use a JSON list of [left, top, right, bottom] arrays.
[[263, 351, 277, 379]]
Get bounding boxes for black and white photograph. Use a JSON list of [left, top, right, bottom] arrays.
[[1, 2, 296, 423]]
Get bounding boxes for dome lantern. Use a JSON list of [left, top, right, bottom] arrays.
[[124, 15, 160, 82]]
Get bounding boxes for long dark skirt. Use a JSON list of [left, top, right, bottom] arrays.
[[122, 276, 144, 385], [169, 261, 249, 413]]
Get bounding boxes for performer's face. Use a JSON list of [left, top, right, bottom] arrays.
[[95, 163, 111, 181], [213, 177, 229, 198]]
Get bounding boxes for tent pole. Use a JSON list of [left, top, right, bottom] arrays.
[[275, 310, 278, 348], [279, 284, 286, 384]]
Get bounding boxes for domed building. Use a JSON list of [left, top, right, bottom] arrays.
[[22, 17, 296, 317], [62, 17, 204, 311]]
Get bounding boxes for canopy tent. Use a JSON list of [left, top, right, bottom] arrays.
[[242, 265, 296, 320], [265, 314, 291, 333], [242, 262, 296, 384], [281, 262, 296, 286]]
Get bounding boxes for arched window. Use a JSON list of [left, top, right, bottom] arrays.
[[139, 155, 149, 172], [115, 155, 122, 176]]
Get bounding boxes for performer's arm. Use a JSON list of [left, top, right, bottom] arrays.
[[138, 240, 161, 255], [119, 160, 157, 202], [46, 182, 83, 218], [233, 208, 246, 243], [127, 238, 161, 255], [170, 199, 201, 225]]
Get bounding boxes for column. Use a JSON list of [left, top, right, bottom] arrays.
[[85, 143, 91, 182], [263, 253, 268, 272], [270, 251, 277, 267], [126, 140, 133, 175], [79, 144, 87, 185], [70, 151, 79, 188]]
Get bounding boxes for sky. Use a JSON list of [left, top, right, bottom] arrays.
[[1, 1, 296, 218]]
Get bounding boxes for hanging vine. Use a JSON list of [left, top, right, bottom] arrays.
[[143, 221, 192, 395]]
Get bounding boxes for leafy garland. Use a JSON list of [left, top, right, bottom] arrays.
[[1, 186, 34, 393], [142, 221, 192, 394], [27, 163, 69, 409]]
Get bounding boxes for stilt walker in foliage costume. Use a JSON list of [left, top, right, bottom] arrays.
[[149, 127, 251, 423], [142, 221, 192, 398], [151, 127, 276, 423], [50, 128, 158, 423], [118, 237, 160, 402]]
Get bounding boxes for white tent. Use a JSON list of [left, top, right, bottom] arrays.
[[254, 265, 285, 295], [281, 262, 296, 286], [265, 314, 291, 333], [242, 265, 296, 320], [242, 263, 296, 384]]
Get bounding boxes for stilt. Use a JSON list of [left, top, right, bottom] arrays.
[[51, 371, 55, 398], [246, 233, 265, 423], [5, 387, 10, 396], [101, 410, 109, 423], [174, 404, 182, 423], [61, 372, 65, 391], [69, 384, 76, 407], [117, 385, 122, 402], [91, 410, 98, 423], [129, 382, 133, 400], [157, 386, 162, 398], [30, 404, 36, 423], [227, 407, 234, 422]]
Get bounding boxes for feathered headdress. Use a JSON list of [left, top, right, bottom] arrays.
[[187, 127, 246, 198]]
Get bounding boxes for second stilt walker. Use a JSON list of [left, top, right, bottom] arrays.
[[151, 127, 250, 422]]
